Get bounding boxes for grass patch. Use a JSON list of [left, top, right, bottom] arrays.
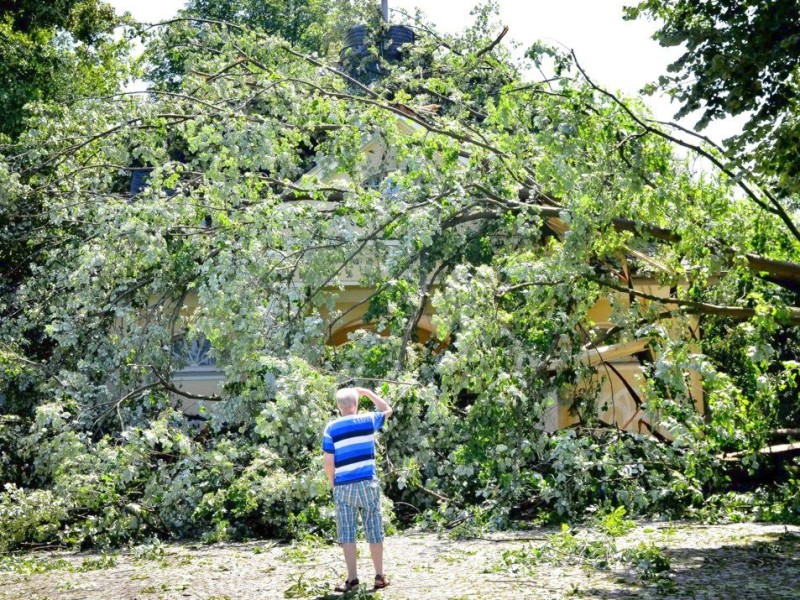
[[497, 524, 616, 572], [280, 541, 321, 564], [76, 553, 117, 571]]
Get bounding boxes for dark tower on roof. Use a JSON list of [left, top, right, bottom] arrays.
[[339, 0, 415, 83]]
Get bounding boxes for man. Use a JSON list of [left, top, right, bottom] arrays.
[[322, 386, 393, 592]]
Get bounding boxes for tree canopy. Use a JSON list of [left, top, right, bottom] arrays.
[[0, 0, 132, 139], [147, 0, 375, 88], [0, 2, 798, 548], [626, 0, 800, 195], [184, 0, 346, 54]]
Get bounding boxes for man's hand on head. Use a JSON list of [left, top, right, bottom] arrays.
[[356, 387, 393, 419]]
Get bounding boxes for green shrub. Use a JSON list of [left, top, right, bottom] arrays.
[[597, 506, 636, 537], [623, 542, 671, 580], [0, 484, 68, 551]]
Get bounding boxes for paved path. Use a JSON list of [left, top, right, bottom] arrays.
[[1, 522, 798, 599]]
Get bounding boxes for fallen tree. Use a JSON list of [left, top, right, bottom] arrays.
[[1, 4, 798, 547]]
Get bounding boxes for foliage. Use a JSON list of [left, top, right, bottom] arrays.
[[282, 574, 330, 599], [596, 505, 636, 537], [694, 463, 800, 525], [625, 0, 800, 195], [0, 484, 68, 551], [0, 550, 116, 574], [498, 524, 614, 571], [623, 541, 673, 592], [183, 0, 369, 55], [0, 553, 70, 575], [0, 415, 25, 484], [148, 0, 376, 89], [0, 2, 134, 414], [0, 401, 335, 549], [0, 1, 798, 549], [496, 521, 672, 589], [0, 0, 132, 139], [625, 0, 799, 131]]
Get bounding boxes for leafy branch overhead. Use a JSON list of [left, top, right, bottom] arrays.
[[626, 0, 800, 195]]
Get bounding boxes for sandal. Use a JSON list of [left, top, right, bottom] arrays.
[[334, 578, 360, 593], [374, 574, 390, 589]]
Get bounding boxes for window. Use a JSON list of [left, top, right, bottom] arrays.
[[172, 335, 216, 369]]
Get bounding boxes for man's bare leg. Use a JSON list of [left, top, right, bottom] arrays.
[[342, 543, 358, 580], [369, 542, 383, 576]]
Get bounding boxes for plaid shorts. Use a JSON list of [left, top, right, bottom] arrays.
[[333, 479, 384, 544]]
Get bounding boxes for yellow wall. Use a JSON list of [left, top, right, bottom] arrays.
[[171, 279, 704, 436]]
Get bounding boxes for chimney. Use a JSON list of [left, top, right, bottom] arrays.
[[339, 1, 415, 84]]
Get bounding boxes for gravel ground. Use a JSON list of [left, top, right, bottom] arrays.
[[1, 522, 798, 599]]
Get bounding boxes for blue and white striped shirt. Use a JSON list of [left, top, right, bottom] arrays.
[[322, 412, 386, 486]]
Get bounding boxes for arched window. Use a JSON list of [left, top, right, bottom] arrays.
[[172, 334, 216, 369]]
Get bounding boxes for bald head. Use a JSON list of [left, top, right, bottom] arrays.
[[336, 388, 359, 415]]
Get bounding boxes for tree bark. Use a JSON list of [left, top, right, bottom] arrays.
[[594, 278, 800, 324]]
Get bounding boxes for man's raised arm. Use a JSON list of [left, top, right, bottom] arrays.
[[356, 387, 393, 419]]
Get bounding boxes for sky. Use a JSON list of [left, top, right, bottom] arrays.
[[108, 0, 741, 144]]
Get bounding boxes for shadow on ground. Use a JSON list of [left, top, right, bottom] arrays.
[[578, 531, 800, 599]]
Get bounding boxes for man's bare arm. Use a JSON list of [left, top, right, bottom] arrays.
[[323, 452, 335, 487], [356, 387, 393, 419]]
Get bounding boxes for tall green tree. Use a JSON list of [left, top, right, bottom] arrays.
[[0, 0, 130, 139], [625, 0, 800, 439], [184, 0, 340, 54], [625, 0, 800, 194], [147, 0, 375, 88]]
